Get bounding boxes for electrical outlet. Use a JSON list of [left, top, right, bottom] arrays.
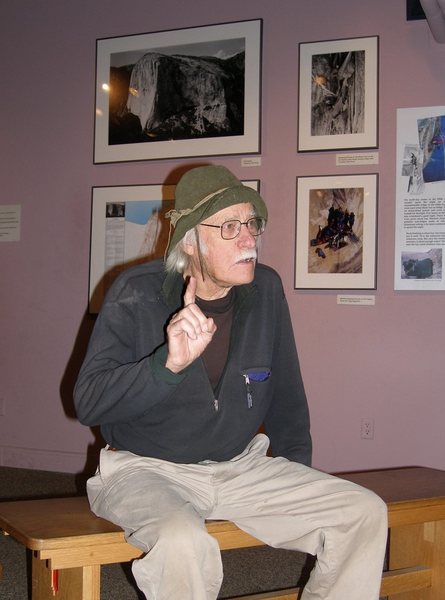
[[361, 418, 374, 439]]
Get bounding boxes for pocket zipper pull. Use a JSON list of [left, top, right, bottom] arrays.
[[243, 374, 253, 409]]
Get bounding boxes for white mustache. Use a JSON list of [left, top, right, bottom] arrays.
[[235, 250, 257, 262]]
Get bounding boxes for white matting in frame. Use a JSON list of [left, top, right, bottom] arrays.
[[298, 36, 379, 152], [94, 19, 262, 163], [295, 174, 378, 289], [89, 180, 260, 313]]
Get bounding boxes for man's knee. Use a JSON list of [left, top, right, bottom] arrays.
[[350, 485, 388, 533], [144, 512, 220, 561], [161, 514, 207, 546]]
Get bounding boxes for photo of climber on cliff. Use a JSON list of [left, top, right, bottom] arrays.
[[402, 144, 425, 195], [417, 115, 445, 184], [310, 49, 365, 138]]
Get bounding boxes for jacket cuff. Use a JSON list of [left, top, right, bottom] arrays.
[[149, 345, 188, 384]]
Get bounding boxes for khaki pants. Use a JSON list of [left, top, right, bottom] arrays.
[[87, 434, 387, 600]]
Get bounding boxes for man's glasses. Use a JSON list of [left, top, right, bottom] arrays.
[[199, 217, 267, 240]]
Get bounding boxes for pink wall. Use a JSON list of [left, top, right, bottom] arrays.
[[1, 0, 445, 474]]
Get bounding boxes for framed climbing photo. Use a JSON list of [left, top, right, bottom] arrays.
[[294, 174, 378, 290], [94, 19, 262, 163], [88, 184, 175, 313], [297, 36, 379, 152]]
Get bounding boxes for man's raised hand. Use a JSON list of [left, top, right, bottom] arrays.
[[165, 277, 217, 373]]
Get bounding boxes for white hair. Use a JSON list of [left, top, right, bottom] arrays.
[[165, 228, 197, 274]]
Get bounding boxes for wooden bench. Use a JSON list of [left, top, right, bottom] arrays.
[[1, 466, 445, 600]]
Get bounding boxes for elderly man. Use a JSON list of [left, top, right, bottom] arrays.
[[74, 165, 387, 600]]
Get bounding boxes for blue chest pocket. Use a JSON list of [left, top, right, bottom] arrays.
[[248, 370, 271, 382], [241, 368, 271, 408]]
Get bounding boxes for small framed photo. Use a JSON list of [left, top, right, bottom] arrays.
[[298, 36, 379, 152], [89, 180, 260, 312], [295, 174, 378, 289], [94, 19, 262, 163]]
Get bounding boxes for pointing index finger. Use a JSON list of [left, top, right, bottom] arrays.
[[183, 276, 197, 307]]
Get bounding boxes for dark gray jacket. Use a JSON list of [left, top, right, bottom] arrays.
[[74, 259, 312, 465]]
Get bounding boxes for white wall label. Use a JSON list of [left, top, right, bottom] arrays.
[[241, 157, 262, 167], [0, 205, 21, 242], [336, 152, 379, 166], [337, 294, 376, 306]]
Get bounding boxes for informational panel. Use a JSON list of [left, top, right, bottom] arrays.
[[394, 106, 445, 290]]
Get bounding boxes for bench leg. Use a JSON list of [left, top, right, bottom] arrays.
[[388, 520, 445, 600], [32, 553, 100, 600], [430, 520, 445, 600]]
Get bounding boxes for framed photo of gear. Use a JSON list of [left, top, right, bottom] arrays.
[[297, 36, 379, 152], [295, 174, 378, 289]]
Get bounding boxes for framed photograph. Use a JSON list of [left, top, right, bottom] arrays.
[[295, 174, 378, 289], [298, 36, 379, 152], [89, 180, 260, 312], [94, 19, 262, 163]]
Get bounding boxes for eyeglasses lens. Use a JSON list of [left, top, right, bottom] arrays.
[[221, 218, 265, 239], [248, 218, 264, 236]]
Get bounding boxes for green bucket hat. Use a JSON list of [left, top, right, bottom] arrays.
[[166, 165, 268, 256]]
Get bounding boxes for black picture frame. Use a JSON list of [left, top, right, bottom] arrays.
[[298, 36, 379, 152], [94, 19, 262, 163], [295, 174, 378, 289]]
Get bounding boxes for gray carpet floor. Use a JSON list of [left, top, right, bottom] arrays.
[[0, 466, 311, 599]]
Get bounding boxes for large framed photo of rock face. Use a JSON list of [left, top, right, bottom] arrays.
[[298, 36, 379, 152], [94, 19, 262, 163]]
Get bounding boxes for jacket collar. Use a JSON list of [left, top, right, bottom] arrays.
[[161, 269, 185, 309], [161, 267, 257, 310]]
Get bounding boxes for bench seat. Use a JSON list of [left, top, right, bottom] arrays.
[[1, 466, 445, 600]]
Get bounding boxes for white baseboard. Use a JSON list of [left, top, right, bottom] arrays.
[[0, 445, 88, 473]]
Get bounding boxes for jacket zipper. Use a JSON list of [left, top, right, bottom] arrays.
[[243, 374, 253, 408]]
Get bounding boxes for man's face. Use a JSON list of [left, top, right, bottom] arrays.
[[186, 202, 259, 299]]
